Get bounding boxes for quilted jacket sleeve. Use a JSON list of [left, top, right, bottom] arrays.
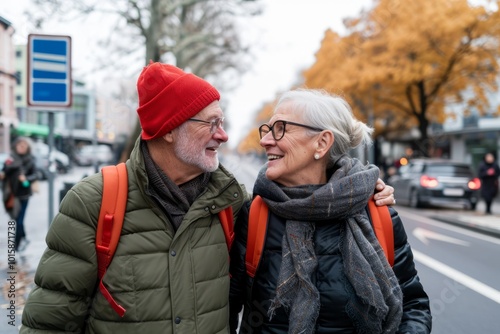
[[229, 201, 250, 334], [390, 207, 432, 334], [20, 176, 103, 333]]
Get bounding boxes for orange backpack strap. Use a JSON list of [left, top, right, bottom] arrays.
[[218, 206, 234, 251], [96, 163, 128, 317], [244, 195, 395, 278], [367, 196, 395, 267], [246, 195, 269, 278]]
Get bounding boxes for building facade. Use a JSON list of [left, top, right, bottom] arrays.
[[0, 16, 18, 153]]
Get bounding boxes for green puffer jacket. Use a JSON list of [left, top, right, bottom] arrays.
[[20, 139, 248, 334]]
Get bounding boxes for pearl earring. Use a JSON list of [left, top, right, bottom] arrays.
[[314, 153, 320, 160]]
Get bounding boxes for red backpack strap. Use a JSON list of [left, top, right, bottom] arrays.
[[218, 206, 234, 251], [367, 196, 395, 267], [96, 163, 128, 317], [246, 195, 269, 278]]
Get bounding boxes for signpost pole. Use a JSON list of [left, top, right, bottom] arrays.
[[47, 112, 55, 223]]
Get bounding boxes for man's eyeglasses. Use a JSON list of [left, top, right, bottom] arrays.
[[259, 120, 324, 141], [188, 117, 225, 134]]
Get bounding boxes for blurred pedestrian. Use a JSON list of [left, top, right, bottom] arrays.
[[229, 89, 431, 334], [478, 152, 500, 214], [1, 136, 38, 252]]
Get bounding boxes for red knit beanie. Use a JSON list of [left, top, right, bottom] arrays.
[[136, 62, 220, 140]]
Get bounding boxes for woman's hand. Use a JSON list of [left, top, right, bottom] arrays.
[[374, 178, 396, 206]]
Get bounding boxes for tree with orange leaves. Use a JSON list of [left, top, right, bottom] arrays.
[[237, 100, 276, 154], [304, 0, 500, 156]]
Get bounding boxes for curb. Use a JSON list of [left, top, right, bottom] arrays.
[[431, 215, 500, 239]]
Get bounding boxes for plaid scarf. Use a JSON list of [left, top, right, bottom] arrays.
[[253, 155, 403, 334]]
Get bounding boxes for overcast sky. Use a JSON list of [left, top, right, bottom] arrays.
[[225, 0, 374, 147], [2, 0, 374, 148]]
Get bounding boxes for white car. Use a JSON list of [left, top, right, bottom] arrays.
[[32, 141, 71, 179], [75, 145, 114, 166]]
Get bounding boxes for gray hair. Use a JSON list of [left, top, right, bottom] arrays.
[[275, 88, 373, 162]]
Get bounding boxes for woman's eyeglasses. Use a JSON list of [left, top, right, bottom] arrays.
[[258, 120, 324, 141], [188, 117, 225, 134]]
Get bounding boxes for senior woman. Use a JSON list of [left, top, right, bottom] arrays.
[[229, 89, 432, 334]]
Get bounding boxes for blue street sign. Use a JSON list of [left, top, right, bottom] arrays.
[[27, 34, 72, 108]]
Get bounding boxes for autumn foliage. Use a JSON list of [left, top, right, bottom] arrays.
[[303, 0, 500, 155], [237, 100, 276, 154]]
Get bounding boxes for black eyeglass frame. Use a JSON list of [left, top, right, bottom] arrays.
[[188, 117, 225, 134], [258, 120, 324, 141]]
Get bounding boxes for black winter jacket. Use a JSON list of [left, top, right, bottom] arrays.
[[229, 205, 432, 334], [478, 161, 500, 201], [2, 152, 37, 199]]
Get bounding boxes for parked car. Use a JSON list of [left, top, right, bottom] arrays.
[[32, 141, 71, 179], [388, 158, 481, 210], [74, 144, 114, 166]]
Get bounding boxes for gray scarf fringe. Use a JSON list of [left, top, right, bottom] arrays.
[[254, 155, 403, 334]]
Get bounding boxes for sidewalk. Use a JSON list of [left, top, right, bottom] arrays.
[[430, 198, 500, 238]]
